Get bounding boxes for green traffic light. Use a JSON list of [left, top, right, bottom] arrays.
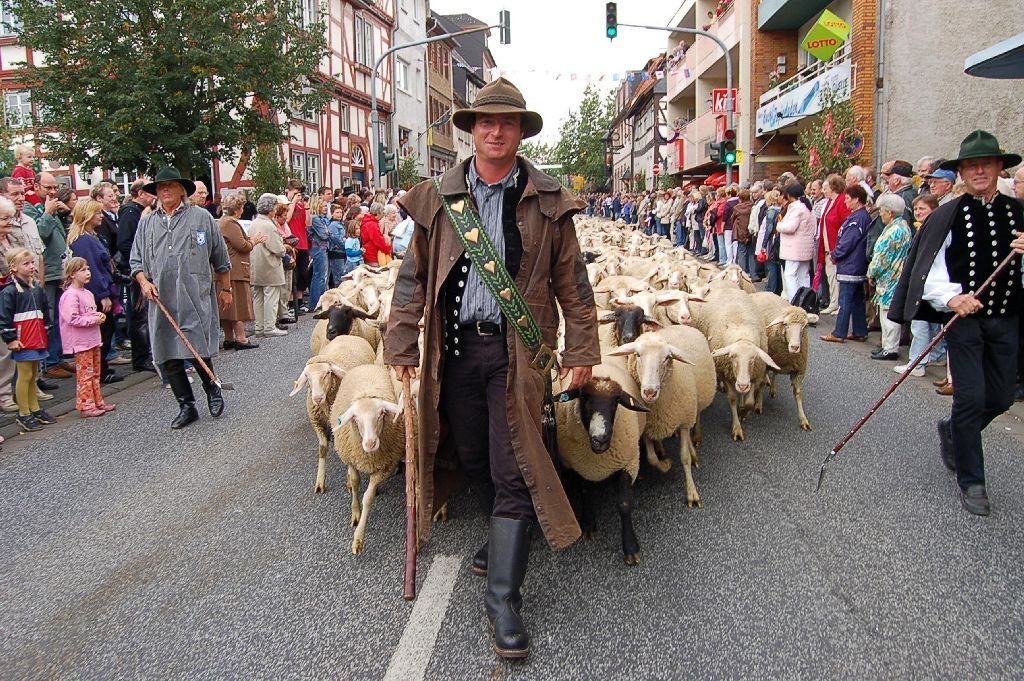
[[606, 27, 617, 38], [724, 151, 736, 164]]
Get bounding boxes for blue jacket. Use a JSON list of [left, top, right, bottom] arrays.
[[831, 207, 871, 282], [69, 232, 114, 305]]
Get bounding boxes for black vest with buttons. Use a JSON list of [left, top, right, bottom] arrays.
[[442, 159, 529, 354], [945, 194, 1023, 317]]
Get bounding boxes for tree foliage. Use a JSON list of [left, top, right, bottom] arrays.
[[10, 0, 331, 178], [518, 140, 555, 165], [552, 86, 615, 188], [397, 153, 420, 190], [793, 87, 862, 182], [248, 145, 290, 197]]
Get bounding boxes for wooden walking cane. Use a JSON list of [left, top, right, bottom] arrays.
[[816, 249, 1019, 492], [401, 373, 418, 600], [153, 296, 234, 390]]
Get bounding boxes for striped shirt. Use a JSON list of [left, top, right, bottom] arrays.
[[459, 160, 519, 324]]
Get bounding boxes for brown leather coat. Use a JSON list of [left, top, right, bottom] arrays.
[[384, 158, 600, 550]]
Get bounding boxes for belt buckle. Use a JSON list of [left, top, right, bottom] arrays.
[[530, 343, 558, 374], [475, 320, 497, 336]]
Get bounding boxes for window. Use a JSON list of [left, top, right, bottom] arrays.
[[396, 60, 410, 93], [4, 90, 31, 128], [352, 145, 365, 168], [300, 0, 318, 29], [340, 103, 350, 132], [1, 0, 22, 36], [290, 150, 320, 190], [398, 127, 413, 157], [355, 15, 374, 68]]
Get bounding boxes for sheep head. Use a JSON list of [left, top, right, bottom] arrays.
[[291, 361, 347, 405], [599, 305, 649, 345], [711, 340, 781, 394], [319, 304, 373, 340], [767, 307, 809, 354], [334, 397, 403, 453], [609, 337, 694, 403], [556, 378, 648, 453]]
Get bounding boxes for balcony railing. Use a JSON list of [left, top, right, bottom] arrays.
[[759, 42, 853, 107]]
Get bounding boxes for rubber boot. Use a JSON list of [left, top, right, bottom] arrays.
[[471, 479, 496, 577], [484, 516, 531, 659], [170, 397, 199, 429]]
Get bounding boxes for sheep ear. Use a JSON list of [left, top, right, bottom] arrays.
[[643, 315, 662, 328], [333, 406, 355, 432], [608, 342, 639, 357], [382, 400, 404, 423], [618, 393, 650, 413], [767, 316, 787, 328], [598, 312, 617, 324], [668, 344, 696, 365], [711, 343, 736, 359], [592, 283, 612, 293], [352, 308, 372, 320], [554, 389, 580, 403], [328, 364, 348, 379], [655, 291, 683, 304], [686, 295, 706, 303], [289, 370, 309, 396], [312, 307, 329, 319], [756, 347, 782, 371]]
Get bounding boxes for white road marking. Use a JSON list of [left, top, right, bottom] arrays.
[[383, 554, 462, 681]]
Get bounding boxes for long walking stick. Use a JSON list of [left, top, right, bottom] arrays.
[[401, 373, 418, 600], [816, 250, 1019, 492], [153, 297, 234, 390]]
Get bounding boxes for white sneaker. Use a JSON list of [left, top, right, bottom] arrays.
[[893, 363, 925, 377], [36, 390, 54, 401], [263, 328, 288, 337], [0, 398, 17, 412], [929, 357, 947, 367]]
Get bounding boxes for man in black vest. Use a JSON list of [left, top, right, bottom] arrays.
[[117, 179, 157, 372], [890, 130, 1024, 516]]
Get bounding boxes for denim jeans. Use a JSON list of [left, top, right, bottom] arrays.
[[832, 281, 867, 339], [308, 247, 328, 311], [715, 233, 728, 265], [673, 220, 686, 247], [909, 320, 945, 365], [736, 242, 755, 274], [765, 261, 783, 295]]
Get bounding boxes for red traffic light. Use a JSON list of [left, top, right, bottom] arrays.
[[723, 128, 736, 141]]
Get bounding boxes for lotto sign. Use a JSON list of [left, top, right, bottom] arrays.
[[803, 9, 850, 61], [712, 88, 738, 114], [572, 175, 585, 190]]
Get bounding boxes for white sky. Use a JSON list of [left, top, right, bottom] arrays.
[[428, 0, 678, 144]]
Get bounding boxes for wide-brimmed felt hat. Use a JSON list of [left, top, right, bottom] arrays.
[[451, 77, 543, 139], [939, 130, 1021, 171], [143, 167, 197, 197]]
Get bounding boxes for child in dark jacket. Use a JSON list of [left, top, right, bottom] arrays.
[[0, 248, 55, 431]]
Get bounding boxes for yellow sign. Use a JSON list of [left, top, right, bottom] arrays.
[[572, 175, 585, 190], [803, 9, 850, 62]]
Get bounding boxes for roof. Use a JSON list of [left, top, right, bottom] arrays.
[[964, 32, 1024, 79]]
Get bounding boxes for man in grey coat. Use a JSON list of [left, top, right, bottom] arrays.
[[129, 167, 232, 429]]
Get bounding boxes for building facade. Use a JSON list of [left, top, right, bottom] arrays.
[[425, 12, 457, 177], [393, 0, 430, 182]]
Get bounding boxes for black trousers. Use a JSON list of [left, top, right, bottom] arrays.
[[440, 333, 533, 521], [162, 357, 214, 402], [126, 280, 152, 369], [947, 314, 1019, 490], [99, 310, 115, 377]]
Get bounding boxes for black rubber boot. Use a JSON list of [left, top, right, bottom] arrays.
[[471, 541, 489, 577], [170, 397, 199, 429], [205, 382, 225, 417], [485, 517, 531, 659]]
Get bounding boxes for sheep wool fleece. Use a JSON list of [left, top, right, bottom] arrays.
[[385, 157, 601, 550]]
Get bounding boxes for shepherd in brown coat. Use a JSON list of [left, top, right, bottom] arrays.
[[384, 77, 600, 660]]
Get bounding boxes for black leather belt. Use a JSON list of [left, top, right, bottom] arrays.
[[463, 320, 501, 336]]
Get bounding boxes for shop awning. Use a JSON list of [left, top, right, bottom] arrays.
[[964, 32, 1024, 79], [706, 172, 727, 188]]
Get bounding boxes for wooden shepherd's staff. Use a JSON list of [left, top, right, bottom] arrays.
[[401, 373, 417, 600]]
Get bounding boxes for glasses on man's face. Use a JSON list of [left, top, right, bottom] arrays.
[[39, 184, 59, 190], [0, 215, 13, 222]]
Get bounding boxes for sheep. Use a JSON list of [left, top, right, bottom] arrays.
[[310, 303, 382, 354], [553, 360, 650, 565], [330, 363, 406, 555], [591, 275, 649, 309], [290, 335, 377, 494], [749, 292, 812, 431], [712, 264, 757, 293], [608, 325, 715, 508], [691, 291, 781, 441]]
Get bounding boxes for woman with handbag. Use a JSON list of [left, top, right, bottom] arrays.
[[218, 192, 265, 350], [272, 198, 298, 325]]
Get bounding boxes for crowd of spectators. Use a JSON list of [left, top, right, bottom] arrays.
[[0, 168, 414, 436], [585, 155, 1024, 402]]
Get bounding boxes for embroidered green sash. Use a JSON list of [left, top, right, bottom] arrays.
[[432, 177, 557, 375]]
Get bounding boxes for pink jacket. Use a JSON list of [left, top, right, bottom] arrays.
[[59, 286, 103, 353], [776, 200, 817, 262]]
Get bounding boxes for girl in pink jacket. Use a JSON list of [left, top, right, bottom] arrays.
[[59, 257, 114, 417]]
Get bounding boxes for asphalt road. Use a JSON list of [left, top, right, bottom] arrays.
[[2, 312, 1023, 680]]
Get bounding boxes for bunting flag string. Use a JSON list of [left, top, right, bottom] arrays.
[[486, 67, 671, 83]]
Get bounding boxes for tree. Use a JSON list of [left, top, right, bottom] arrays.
[[518, 140, 555, 165], [248, 144, 290, 197], [10, 0, 331, 178], [397, 153, 420, 190], [793, 87, 862, 182], [552, 86, 615, 187]]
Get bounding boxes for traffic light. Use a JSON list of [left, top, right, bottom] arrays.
[[710, 141, 722, 164], [722, 129, 737, 165], [378, 143, 396, 176], [499, 10, 510, 45], [605, 2, 617, 39]]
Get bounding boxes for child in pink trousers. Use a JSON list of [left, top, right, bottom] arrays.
[[59, 257, 114, 417]]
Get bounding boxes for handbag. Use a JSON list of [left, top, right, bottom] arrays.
[[377, 252, 392, 266], [756, 249, 768, 264]]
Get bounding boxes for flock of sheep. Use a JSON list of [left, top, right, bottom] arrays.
[[290, 216, 815, 563]]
